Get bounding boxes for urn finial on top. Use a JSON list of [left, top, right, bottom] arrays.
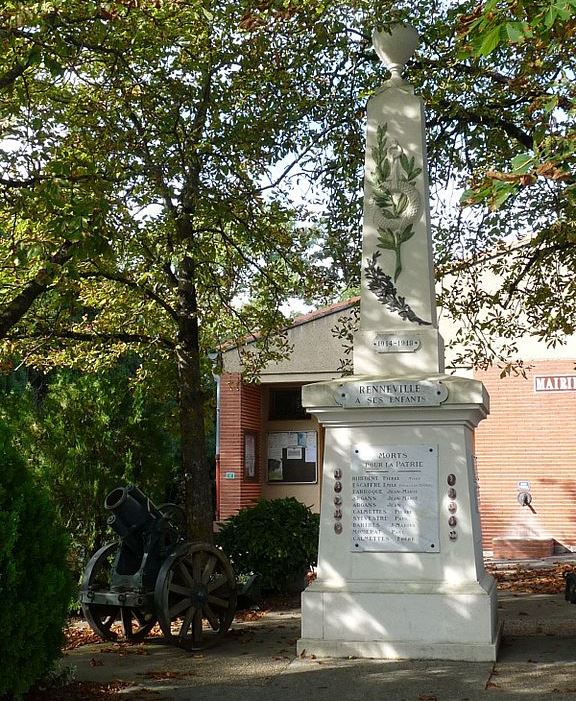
[[372, 23, 420, 85]]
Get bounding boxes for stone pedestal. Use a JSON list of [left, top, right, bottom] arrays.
[[297, 375, 500, 661]]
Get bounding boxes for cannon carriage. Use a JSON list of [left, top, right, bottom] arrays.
[[79, 485, 237, 650]]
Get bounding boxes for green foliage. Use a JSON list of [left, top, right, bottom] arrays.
[[459, 0, 575, 58], [0, 365, 179, 573], [0, 0, 393, 541], [456, 0, 575, 211], [0, 422, 74, 698], [0, 0, 395, 371], [431, 0, 576, 371], [216, 498, 319, 594], [1, 0, 576, 503]]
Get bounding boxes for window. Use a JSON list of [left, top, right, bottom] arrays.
[[268, 387, 309, 421]]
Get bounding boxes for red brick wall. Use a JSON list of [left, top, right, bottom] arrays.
[[220, 363, 576, 553], [475, 361, 576, 552], [239, 383, 263, 508], [492, 537, 554, 560], [218, 373, 263, 520]]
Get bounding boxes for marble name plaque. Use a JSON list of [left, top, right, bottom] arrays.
[[335, 380, 448, 408], [372, 334, 421, 353], [351, 444, 439, 552]]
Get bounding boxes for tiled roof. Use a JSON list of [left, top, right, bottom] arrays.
[[287, 296, 359, 329]]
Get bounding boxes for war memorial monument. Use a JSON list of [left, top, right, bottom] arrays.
[[297, 24, 501, 661]]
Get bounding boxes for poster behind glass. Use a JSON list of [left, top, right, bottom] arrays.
[[267, 431, 317, 483]]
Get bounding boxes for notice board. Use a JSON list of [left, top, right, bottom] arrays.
[[267, 431, 317, 484]]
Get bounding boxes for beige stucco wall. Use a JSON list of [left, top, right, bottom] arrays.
[[223, 303, 356, 383], [224, 287, 576, 384], [440, 310, 576, 368], [437, 268, 576, 369]]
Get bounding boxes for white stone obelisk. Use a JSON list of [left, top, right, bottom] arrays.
[[297, 25, 500, 662], [354, 25, 443, 376]]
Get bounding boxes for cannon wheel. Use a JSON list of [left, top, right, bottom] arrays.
[[154, 542, 237, 650], [157, 503, 187, 536], [81, 543, 156, 642]]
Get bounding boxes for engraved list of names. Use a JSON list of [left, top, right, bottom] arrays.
[[351, 444, 439, 553]]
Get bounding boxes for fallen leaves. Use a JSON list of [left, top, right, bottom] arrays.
[[23, 681, 157, 701], [485, 561, 575, 594], [99, 645, 150, 656], [141, 670, 196, 680], [64, 594, 301, 652], [234, 609, 267, 622], [63, 622, 101, 650], [63, 621, 163, 651]]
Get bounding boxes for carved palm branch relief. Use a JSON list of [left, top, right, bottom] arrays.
[[365, 122, 430, 325]]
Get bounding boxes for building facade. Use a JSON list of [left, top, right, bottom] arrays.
[[217, 299, 576, 558], [218, 299, 354, 520]]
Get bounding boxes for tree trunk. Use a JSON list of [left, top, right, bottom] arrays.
[[177, 254, 213, 543]]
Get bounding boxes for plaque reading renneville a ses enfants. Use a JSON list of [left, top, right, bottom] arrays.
[[335, 380, 448, 408], [351, 444, 439, 553]]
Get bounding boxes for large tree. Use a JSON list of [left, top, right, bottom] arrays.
[[0, 0, 392, 540], [2, 0, 575, 539]]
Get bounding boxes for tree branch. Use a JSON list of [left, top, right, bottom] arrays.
[[0, 173, 105, 188], [433, 99, 533, 149], [0, 61, 27, 89], [503, 242, 574, 307], [0, 240, 76, 338], [6, 329, 175, 349], [79, 270, 179, 322], [180, 64, 217, 218]]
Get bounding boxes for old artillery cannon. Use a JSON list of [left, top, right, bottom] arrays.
[[79, 485, 237, 650]]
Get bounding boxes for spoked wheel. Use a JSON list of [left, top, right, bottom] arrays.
[[154, 542, 237, 650], [157, 503, 187, 538], [80, 543, 156, 642]]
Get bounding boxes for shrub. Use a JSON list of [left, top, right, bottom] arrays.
[[0, 422, 75, 698], [216, 497, 319, 594], [0, 366, 180, 576]]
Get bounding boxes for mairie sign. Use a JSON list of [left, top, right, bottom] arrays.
[[534, 375, 576, 392]]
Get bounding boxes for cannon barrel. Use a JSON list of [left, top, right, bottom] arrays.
[[104, 485, 161, 548]]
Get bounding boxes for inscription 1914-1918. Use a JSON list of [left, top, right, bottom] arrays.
[[351, 444, 439, 553], [372, 334, 421, 353]]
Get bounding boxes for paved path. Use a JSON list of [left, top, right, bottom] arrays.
[[64, 593, 576, 700]]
